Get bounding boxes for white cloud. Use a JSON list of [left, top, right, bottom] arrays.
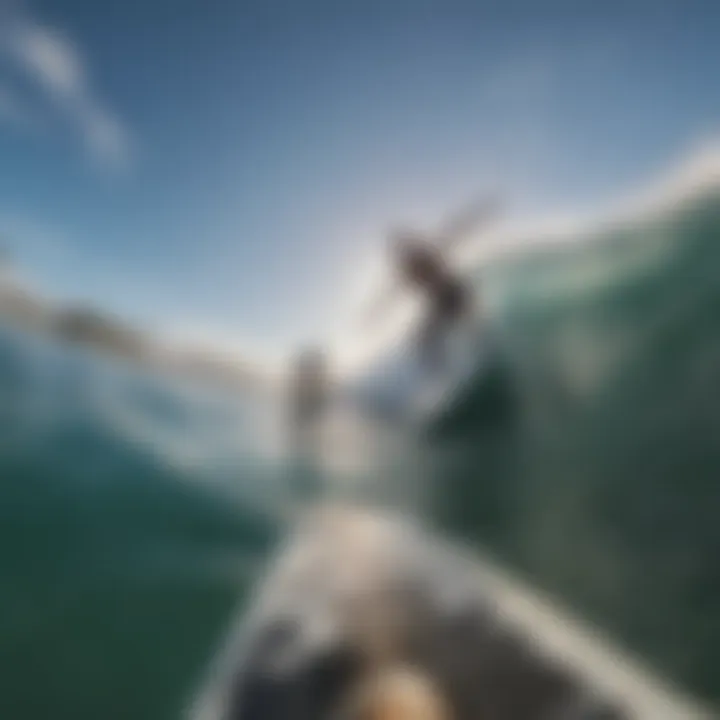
[[0, 9, 132, 169], [11, 23, 83, 97]]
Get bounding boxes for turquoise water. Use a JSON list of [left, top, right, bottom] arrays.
[[1, 188, 719, 718]]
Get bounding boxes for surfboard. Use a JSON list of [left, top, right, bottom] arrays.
[[410, 317, 497, 424], [189, 505, 692, 720]]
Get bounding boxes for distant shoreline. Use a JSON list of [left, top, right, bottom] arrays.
[[0, 271, 272, 394]]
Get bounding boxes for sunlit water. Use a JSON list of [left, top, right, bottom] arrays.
[[1, 188, 719, 719]]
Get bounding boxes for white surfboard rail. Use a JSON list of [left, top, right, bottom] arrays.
[[463, 544, 714, 719]]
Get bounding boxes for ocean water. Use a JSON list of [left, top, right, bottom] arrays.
[[1, 186, 719, 719]]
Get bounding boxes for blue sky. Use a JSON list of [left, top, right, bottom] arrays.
[[0, 0, 719, 358]]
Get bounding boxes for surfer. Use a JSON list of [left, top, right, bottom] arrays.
[[392, 232, 472, 373], [289, 346, 329, 432], [365, 197, 501, 373]]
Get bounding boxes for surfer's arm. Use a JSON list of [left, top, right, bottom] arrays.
[[436, 195, 503, 254]]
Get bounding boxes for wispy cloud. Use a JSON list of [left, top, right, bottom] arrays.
[[0, 7, 132, 169]]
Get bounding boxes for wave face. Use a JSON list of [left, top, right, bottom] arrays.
[[0, 185, 719, 718], [423, 185, 720, 705]]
